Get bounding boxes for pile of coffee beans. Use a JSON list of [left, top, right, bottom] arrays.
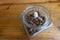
[[27, 27, 38, 35], [26, 11, 46, 26]]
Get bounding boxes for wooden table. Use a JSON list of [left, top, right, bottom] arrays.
[[0, 0, 60, 40]]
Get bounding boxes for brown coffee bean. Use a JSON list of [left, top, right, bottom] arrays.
[[29, 21, 34, 24], [35, 18, 39, 22], [28, 28, 34, 35]]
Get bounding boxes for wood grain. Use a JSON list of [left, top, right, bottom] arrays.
[[0, 1, 60, 40], [0, 0, 58, 3]]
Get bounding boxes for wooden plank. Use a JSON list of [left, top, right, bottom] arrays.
[[0, 0, 58, 3], [0, 6, 9, 10], [0, 3, 60, 40]]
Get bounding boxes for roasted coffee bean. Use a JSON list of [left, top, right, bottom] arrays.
[[35, 18, 39, 22], [30, 14, 34, 17], [29, 21, 32, 24], [28, 28, 34, 35]]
